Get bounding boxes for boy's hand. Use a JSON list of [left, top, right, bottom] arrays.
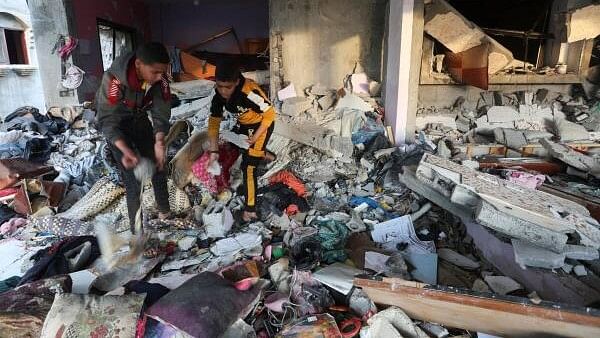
[[246, 135, 257, 146], [121, 151, 139, 169]]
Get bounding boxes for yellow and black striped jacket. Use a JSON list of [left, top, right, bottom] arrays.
[[207, 76, 275, 138]]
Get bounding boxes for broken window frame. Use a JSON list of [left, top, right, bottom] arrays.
[[97, 19, 136, 71]]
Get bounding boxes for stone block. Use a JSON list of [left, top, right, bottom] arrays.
[[563, 244, 600, 261], [281, 97, 312, 117], [512, 239, 565, 269]]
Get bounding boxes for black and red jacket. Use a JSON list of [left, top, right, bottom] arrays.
[[95, 52, 171, 144]]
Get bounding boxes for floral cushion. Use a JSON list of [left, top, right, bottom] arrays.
[[40, 293, 145, 338]]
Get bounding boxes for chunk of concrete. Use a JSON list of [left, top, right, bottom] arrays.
[[274, 116, 354, 158], [424, 0, 513, 74], [281, 97, 312, 117], [540, 138, 600, 178], [472, 278, 491, 293], [318, 94, 335, 111], [476, 200, 568, 253], [567, 4, 600, 42], [512, 239, 566, 269], [437, 248, 480, 270], [556, 118, 590, 142], [484, 275, 523, 295], [574, 265, 588, 276], [486, 106, 519, 123], [308, 83, 331, 96], [563, 244, 600, 261]]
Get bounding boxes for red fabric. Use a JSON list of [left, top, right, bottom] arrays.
[[107, 76, 121, 106], [192, 144, 240, 193], [285, 204, 299, 216], [269, 170, 307, 197], [0, 187, 18, 197]]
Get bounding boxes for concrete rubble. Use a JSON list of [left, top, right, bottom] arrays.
[[2, 25, 600, 338]]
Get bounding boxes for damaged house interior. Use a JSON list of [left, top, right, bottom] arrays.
[[1, 0, 600, 337]]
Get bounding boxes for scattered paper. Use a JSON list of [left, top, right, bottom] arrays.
[[350, 73, 370, 94], [312, 263, 363, 295], [221, 130, 249, 150], [278, 83, 297, 101], [371, 215, 436, 254], [69, 269, 98, 294]]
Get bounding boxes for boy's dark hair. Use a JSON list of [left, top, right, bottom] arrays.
[[215, 59, 241, 82], [136, 42, 170, 64]]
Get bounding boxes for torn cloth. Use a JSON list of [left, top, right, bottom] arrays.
[[192, 144, 239, 193], [0, 218, 27, 236], [257, 183, 310, 217], [268, 170, 307, 197], [18, 236, 100, 286]]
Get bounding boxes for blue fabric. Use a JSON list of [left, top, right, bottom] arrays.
[[349, 196, 380, 209]]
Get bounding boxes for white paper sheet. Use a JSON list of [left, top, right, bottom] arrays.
[[370, 215, 436, 254]]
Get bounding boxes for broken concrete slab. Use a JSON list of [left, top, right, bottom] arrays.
[[511, 239, 566, 269], [170, 79, 215, 100], [437, 248, 480, 270], [476, 200, 568, 253], [318, 94, 335, 111], [335, 92, 373, 112], [563, 244, 600, 261], [281, 97, 312, 117], [484, 275, 523, 295], [424, 0, 513, 74], [486, 106, 519, 123], [574, 265, 588, 276], [472, 278, 491, 293], [417, 154, 594, 249], [556, 118, 590, 142], [465, 220, 600, 306], [567, 4, 600, 43], [540, 138, 600, 178], [274, 116, 354, 158]]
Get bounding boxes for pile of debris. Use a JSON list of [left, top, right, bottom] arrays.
[[1, 62, 600, 338]]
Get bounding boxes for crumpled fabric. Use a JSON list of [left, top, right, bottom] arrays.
[[2, 106, 68, 136], [315, 219, 349, 264], [18, 236, 100, 286], [0, 276, 20, 294], [269, 170, 307, 197], [349, 196, 380, 209], [340, 108, 367, 138], [257, 183, 310, 217], [0, 218, 27, 236], [351, 114, 385, 144], [0, 205, 17, 224], [192, 143, 239, 193], [507, 171, 546, 189]]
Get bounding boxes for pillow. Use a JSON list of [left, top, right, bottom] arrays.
[[146, 272, 261, 338], [40, 293, 145, 338], [0, 276, 71, 338]]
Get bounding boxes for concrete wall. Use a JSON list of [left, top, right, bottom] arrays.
[[68, 0, 152, 101], [418, 84, 572, 110], [149, 0, 269, 54], [29, 0, 79, 108], [270, 0, 386, 93], [0, 0, 45, 116]]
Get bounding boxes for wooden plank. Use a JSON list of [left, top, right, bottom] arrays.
[[458, 142, 600, 158], [355, 277, 600, 338], [578, 39, 594, 77]]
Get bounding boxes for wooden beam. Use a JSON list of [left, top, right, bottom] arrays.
[[355, 277, 600, 338]]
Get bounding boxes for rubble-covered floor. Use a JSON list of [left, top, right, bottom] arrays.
[[1, 65, 600, 337]]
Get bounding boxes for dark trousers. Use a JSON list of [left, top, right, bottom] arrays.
[[232, 122, 275, 212], [110, 116, 170, 231]]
